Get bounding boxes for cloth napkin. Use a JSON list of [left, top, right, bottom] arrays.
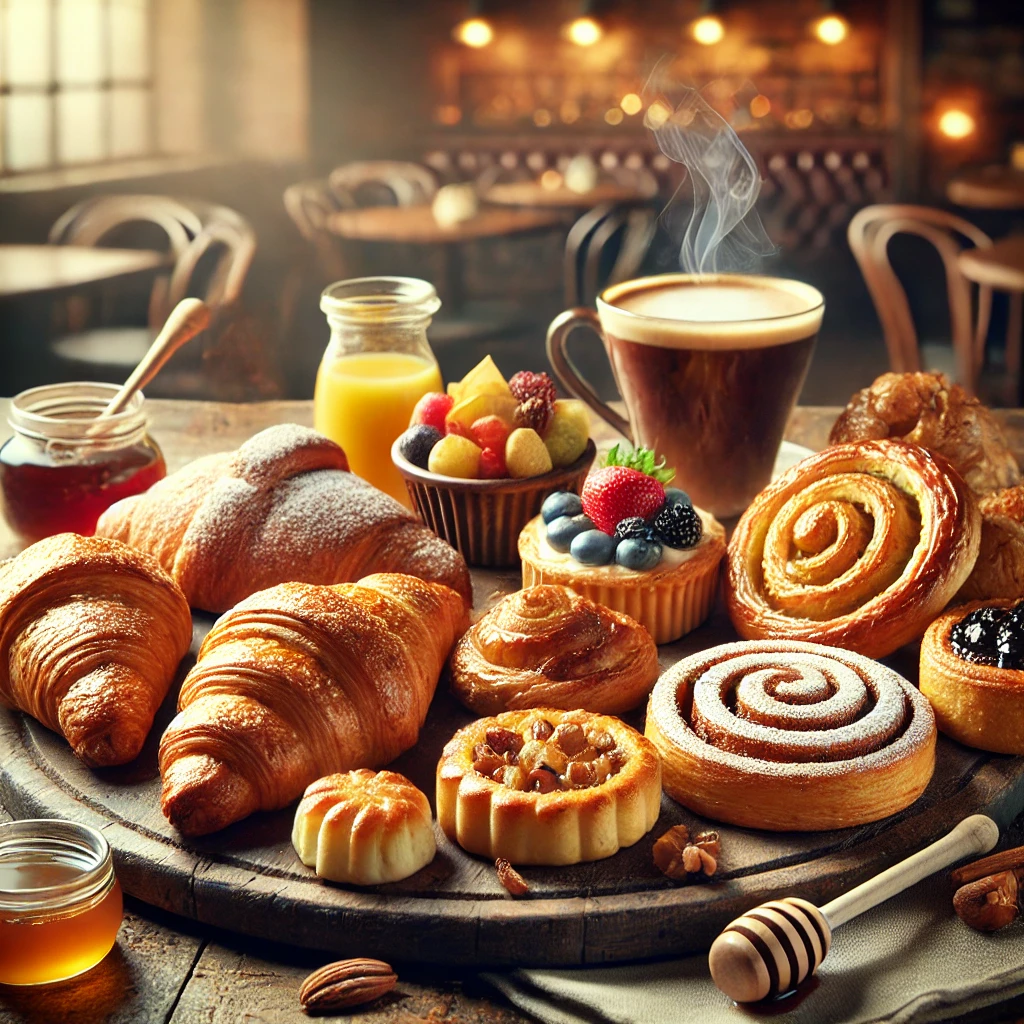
[[484, 871, 1024, 1024]]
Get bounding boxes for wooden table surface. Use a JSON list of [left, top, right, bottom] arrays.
[[947, 167, 1024, 210], [326, 204, 563, 244], [2, 399, 1024, 1024], [483, 180, 655, 209], [0, 245, 166, 300], [959, 235, 1024, 292]]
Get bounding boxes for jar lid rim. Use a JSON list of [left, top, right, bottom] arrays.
[[320, 275, 441, 320], [9, 382, 147, 438]]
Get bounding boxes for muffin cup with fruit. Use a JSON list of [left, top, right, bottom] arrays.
[[392, 358, 596, 567]]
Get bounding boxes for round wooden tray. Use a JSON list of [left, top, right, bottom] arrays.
[[2, 568, 1024, 968]]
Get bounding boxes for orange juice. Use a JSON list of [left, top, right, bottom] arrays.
[[315, 351, 442, 503]]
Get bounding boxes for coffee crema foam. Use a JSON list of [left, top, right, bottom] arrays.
[[599, 274, 824, 350]]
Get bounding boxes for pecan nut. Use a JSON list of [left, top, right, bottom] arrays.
[[496, 857, 530, 896], [299, 958, 397, 1014]]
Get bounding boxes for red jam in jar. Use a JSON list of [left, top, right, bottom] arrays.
[[0, 383, 165, 544]]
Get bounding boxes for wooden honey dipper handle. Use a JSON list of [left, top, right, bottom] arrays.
[[709, 815, 998, 1004]]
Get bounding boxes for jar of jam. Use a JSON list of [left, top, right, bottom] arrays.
[[0, 819, 123, 985], [0, 382, 166, 544]]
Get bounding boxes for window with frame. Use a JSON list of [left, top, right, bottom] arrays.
[[0, 0, 153, 174]]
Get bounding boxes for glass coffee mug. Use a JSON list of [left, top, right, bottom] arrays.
[[547, 273, 825, 517]]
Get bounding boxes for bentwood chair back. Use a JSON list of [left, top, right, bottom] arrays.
[[327, 161, 437, 209], [848, 204, 993, 394]]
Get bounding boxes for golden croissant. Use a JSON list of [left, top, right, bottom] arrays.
[[96, 423, 472, 612], [159, 572, 469, 836], [0, 533, 192, 767]]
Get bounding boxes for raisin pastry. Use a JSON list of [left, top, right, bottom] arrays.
[[726, 439, 980, 658], [292, 770, 436, 885], [449, 585, 659, 716], [920, 600, 1024, 755], [646, 641, 937, 831], [436, 708, 661, 865]]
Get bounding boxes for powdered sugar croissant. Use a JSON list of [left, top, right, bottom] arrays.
[[96, 423, 471, 612]]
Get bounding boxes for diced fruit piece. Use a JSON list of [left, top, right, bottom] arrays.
[[581, 446, 671, 535], [663, 487, 693, 509], [513, 396, 552, 434], [509, 370, 557, 408], [397, 424, 442, 469], [470, 414, 511, 453], [410, 392, 453, 433], [446, 418, 472, 439], [446, 393, 518, 433], [447, 355, 513, 404], [478, 446, 507, 479], [543, 399, 590, 467], [570, 529, 617, 566], [428, 434, 482, 479], [653, 502, 703, 549], [541, 491, 583, 523], [546, 513, 593, 552], [505, 428, 553, 479], [615, 537, 663, 571]]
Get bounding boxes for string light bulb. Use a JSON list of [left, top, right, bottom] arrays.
[[566, 16, 602, 46], [814, 14, 849, 44], [691, 15, 725, 45], [938, 108, 976, 140], [453, 17, 493, 48]]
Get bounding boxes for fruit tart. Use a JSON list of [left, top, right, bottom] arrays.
[[436, 708, 662, 865], [518, 445, 726, 643]]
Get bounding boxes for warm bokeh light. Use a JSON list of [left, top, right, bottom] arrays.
[[784, 108, 814, 129], [566, 17, 602, 47], [434, 104, 462, 126], [604, 107, 624, 125], [620, 93, 643, 116], [938, 108, 976, 140], [814, 15, 848, 45], [540, 169, 563, 190], [453, 17, 493, 48], [560, 99, 581, 124], [533, 108, 552, 127], [691, 16, 725, 45], [749, 94, 771, 118], [645, 100, 672, 128]]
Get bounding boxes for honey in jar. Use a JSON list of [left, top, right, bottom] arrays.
[[0, 819, 123, 986], [0, 382, 165, 544]]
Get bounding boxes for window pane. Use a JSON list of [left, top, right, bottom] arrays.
[[110, 87, 148, 157], [6, 93, 52, 170], [57, 0, 104, 86], [4, 0, 52, 86], [110, 0, 149, 80], [57, 89, 104, 164]]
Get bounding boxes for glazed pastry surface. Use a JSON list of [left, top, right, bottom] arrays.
[[0, 533, 191, 767], [646, 640, 936, 831], [959, 484, 1024, 601], [726, 439, 980, 658], [450, 585, 659, 716]]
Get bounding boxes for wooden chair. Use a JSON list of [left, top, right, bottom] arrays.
[[847, 204, 993, 394], [327, 161, 437, 209]]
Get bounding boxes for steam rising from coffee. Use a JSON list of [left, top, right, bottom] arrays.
[[645, 82, 777, 275]]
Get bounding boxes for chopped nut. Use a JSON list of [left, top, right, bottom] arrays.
[[531, 719, 554, 741], [682, 845, 702, 874], [566, 760, 597, 788], [954, 870, 1021, 932], [299, 958, 397, 1014], [694, 830, 721, 857], [498, 764, 527, 790], [539, 743, 568, 775], [517, 739, 544, 772], [486, 726, 524, 756], [527, 767, 559, 793], [496, 857, 529, 896], [653, 824, 721, 881], [552, 722, 587, 756], [592, 753, 613, 782], [697, 848, 718, 876], [472, 747, 505, 777], [570, 745, 598, 763], [587, 729, 615, 752]]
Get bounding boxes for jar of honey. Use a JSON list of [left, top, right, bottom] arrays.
[[0, 382, 166, 544], [0, 819, 123, 985]]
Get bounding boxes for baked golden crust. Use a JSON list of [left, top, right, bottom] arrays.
[[646, 640, 936, 831], [436, 708, 662, 865], [959, 485, 1024, 601], [292, 769, 436, 885], [726, 439, 981, 658], [920, 601, 1024, 754], [829, 371, 1020, 495], [449, 585, 659, 716], [518, 510, 725, 644]]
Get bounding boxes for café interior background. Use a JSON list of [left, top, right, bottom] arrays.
[[0, 0, 1022, 404]]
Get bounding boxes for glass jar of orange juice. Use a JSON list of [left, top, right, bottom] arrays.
[[315, 277, 443, 504]]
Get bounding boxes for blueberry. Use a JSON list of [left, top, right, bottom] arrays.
[[663, 487, 693, 509], [570, 529, 617, 566], [546, 513, 593, 552], [397, 425, 442, 469], [541, 491, 583, 524], [615, 537, 663, 571]]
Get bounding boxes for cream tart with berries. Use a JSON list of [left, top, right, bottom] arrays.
[[436, 708, 662, 866], [519, 445, 726, 643]]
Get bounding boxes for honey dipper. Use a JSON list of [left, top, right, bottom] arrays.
[[709, 814, 999, 1003]]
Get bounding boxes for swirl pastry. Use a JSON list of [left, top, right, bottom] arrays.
[[645, 640, 937, 831], [920, 600, 1024, 754], [437, 708, 661, 865], [726, 439, 981, 658], [449, 585, 659, 716]]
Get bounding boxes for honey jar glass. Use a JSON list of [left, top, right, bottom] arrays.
[[0, 382, 166, 544], [0, 819, 124, 985]]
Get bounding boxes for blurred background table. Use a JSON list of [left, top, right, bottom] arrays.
[[946, 167, 1024, 210], [0, 245, 166, 300], [483, 180, 655, 209]]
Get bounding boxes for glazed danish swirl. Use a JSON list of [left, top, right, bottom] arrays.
[[727, 440, 981, 657], [646, 640, 937, 831]]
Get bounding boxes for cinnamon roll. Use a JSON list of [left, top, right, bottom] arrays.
[[449, 585, 659, 716], [920, 600, 1024, 754], [645, 640, 937, 831], [726, 439, 981, 658]]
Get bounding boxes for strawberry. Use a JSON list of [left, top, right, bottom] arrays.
[[478, 446, 507, 479], [411, 392, 454, 433], [580, 444, 675, 535], [470, 415, 510, 453]]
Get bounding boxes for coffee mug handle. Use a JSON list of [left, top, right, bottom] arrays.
[[547, 308, 633, 442]]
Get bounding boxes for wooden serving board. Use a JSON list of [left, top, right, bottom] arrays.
[[2, 567, 1024, 969]]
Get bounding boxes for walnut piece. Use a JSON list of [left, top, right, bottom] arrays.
[[954, 870, 1021, 931], [653, 825, 721, 881], [495, 857, 529, 896]]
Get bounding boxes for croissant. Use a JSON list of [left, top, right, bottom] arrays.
[[0, 533, 192, 767], [726, 440, 981, 658], [449, 585, 659, 716], [159, 572, 468, 836], [96, 423, 472, 612]]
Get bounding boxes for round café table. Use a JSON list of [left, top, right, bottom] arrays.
[[0, 244, 167, 299], [483, 179, 656, 209], [947, 167, 1024, 210]]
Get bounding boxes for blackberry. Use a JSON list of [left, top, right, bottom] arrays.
[[614, 517, 654, 542], [652, 502, 702, 549], [950, 602, 1024, 670]]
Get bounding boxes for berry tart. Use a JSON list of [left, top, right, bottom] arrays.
[[518, 445, 726, 643]]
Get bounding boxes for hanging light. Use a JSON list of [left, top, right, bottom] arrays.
[[453, 16, 493, 47], [564, 2, 603, 47], [938, 108, 976, 140], [814, 14, 849, 44], [689, 2, 724, 45]]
